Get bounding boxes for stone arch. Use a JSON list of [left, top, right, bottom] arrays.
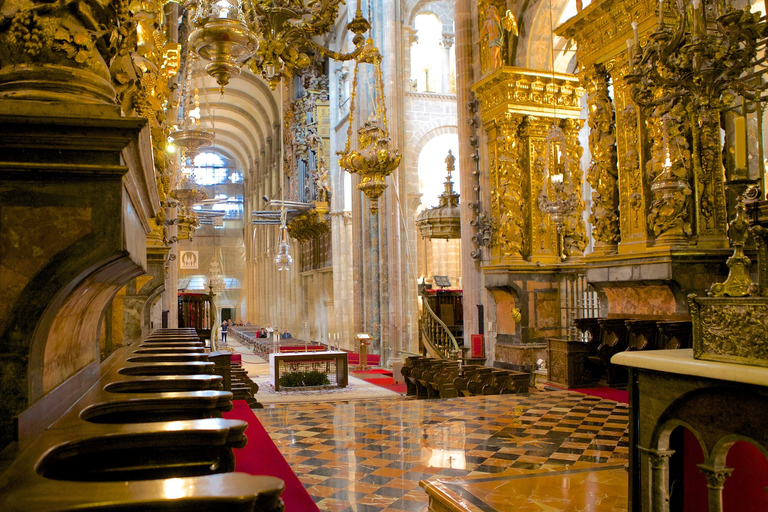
[[407, 124, 459, 170], [406, 0, 455, 31], [652, 385, 768, 459]]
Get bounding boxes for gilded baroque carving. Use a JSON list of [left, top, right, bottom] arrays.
[[646, 107, 693, 240], [561, 118, 588, 257], [584, 64, 620, 246], [621, 102, 642, 217], [0, 0, 122, 74], [287, 209, 329, 243], [491, 114, 526, 258]]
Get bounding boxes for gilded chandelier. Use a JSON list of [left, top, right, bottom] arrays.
[[189, 0, 259, 93], [338, 39, 402, 215], [190, 0, 372, 91]]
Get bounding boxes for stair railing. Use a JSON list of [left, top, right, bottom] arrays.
[[420, 291, 460, 360]]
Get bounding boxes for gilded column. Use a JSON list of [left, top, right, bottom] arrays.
[[521, 116, 557, 262], [583, 63, 620, 254], [693, 105, 729, 248], [473, 68, 582, 265], [562, 118, 589, 258], [645, 102, 694, 246], [491, 113, 526, 261], [612, 60, 653, 253]]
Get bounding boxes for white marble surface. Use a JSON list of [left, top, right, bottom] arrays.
[[612, 349, 768, 387]]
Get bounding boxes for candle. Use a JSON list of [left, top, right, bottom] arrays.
[[735, 116, 747, 169], [626, 39, 634, 66], [631, 21, 639, 48], [691, 0, 700, 36], [658, 0, 664, 26]]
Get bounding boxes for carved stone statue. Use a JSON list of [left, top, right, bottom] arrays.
[[315, 158, 331, 203], [445, 149, 456, 174]]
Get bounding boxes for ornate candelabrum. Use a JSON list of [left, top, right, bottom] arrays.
[[538, 125, 580, 261], [170, 176, 207, 241], [189, 0, 259, 94], [169, 57, 213, 161], [190, 0, 371, 91], [337, 39, 402, 215], [625, 0, 765, 247]]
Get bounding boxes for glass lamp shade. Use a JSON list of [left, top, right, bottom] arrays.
[[274, 225, 293, 270]]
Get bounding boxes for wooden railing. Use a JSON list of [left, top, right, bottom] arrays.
[[420, 292, 460, 359]]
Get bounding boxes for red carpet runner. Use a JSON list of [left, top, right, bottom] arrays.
[[352, 369, 407, 394], [571, 387, 629, 404], [223, 400, 319, 512]]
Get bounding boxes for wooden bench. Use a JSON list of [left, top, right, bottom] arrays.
[[571, 315, 692, 387], [402, 358, 529, 399]]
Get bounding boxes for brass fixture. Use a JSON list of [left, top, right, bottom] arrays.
[[191, 0, 371, 91], [338, 39, 402, 215], [189, 0, 259, 93], [169, 57, 213, 160], [416, 150, 461, 240]]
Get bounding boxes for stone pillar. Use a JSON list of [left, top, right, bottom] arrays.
[[456, 0, 481, 340], [698, 464, 733, 512], [642, 447, 675, 512], [441, 35, 455, 94]]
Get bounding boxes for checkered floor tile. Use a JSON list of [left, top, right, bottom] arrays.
[[254, 391, 629, 511]]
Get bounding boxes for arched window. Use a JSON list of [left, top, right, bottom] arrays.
[[410, 14, 454, 94], [192, 152, 230, 186], [417, 134, 460, 212]]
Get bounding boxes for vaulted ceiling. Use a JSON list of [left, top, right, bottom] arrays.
[[197, 68, 280, 178]]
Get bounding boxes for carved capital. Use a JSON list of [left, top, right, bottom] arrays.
[[697, 464, 733, 490]]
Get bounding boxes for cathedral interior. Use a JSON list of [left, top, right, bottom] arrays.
[[2, 0, 768, 510]]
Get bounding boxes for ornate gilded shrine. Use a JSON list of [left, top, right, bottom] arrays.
[[472, 68, 586, 265], [552, 0, 766, 315]]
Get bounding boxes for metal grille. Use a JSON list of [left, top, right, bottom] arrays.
[[563, 273, 600, 340], [273, 352, 347, 391]]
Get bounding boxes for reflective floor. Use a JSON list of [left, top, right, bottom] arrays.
[[254, 392, 630, 512]]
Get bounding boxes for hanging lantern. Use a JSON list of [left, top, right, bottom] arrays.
[[338, 38, 401, 215], [170, 57, 214, 160], [189, 0, 258, 93], [274, 210, 293, 270]]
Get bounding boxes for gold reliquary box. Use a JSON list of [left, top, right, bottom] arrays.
[[688, 295, 768, 368]]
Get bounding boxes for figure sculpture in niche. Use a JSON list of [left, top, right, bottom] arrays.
[[315, 158, 331, 203], [502, 9, 519, 66], [480, 5, 503, 72]]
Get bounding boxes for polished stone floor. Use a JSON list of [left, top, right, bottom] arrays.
[[254, 391, 630, 512]]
